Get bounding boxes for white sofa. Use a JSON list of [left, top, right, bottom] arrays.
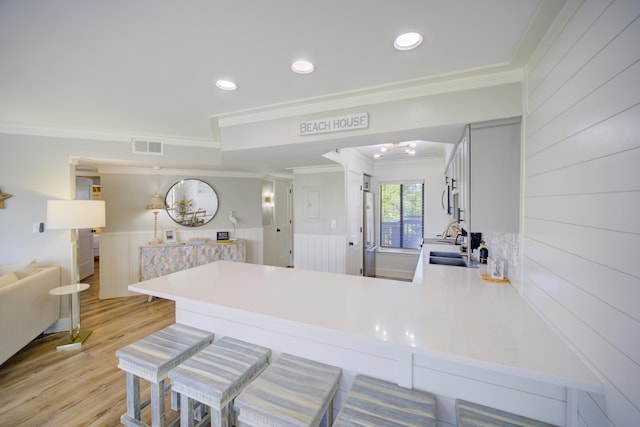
[[0, 260, 60, 365]]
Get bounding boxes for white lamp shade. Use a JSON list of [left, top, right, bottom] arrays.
[[47, 200, 106, 229], [146, 193, 166, 211]]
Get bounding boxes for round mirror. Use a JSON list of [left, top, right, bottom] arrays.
[[165, 179, 218, 227]]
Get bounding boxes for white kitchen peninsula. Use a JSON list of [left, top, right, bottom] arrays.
[[129, 245, 601, 426]]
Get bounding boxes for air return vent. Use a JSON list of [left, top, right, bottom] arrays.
[[132, 138, 164, 155]]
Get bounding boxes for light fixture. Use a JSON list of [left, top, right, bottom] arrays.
[[145, 193, 166, 245], [394, 32, 423, 51], [264, 193, 273, 206], [215, 79, 238, 91], [47, 199, 106, 348], [47, 199, 107, 281], [291, 59, 314, 74], [373, 142, 417, 159]]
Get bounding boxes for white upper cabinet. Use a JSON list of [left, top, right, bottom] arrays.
[[447, 117, 521, 234]]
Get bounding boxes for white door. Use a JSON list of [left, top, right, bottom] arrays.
[[274, 180, 293, 267], [345, 170, 363, 275], [75, 177, 95, 280]]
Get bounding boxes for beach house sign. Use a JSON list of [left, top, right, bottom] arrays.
[[299, 113, 368, 136]]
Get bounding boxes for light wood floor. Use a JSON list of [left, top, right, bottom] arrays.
[[0, 262, 176, 426]]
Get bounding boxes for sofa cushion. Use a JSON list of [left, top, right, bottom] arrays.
[[0, 272, 19, 288], [0, 259, 37, 279]]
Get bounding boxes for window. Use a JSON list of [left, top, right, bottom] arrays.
[[380, 182, 424, 249]]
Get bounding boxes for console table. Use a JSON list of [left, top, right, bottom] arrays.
[[140, 240, 245, 280]]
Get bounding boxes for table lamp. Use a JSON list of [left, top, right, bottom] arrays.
[[146, 193, 166, 245]]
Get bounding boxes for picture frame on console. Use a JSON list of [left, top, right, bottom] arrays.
[[163, 228, 177, 243]]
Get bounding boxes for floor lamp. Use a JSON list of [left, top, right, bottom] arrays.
[[47, 199, 106, 348]]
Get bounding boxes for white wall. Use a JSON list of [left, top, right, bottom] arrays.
[[293, 169, 346, 235], [292, 168, 347, 272], [522, 0, 640, 425], [101, 173, 262, 232], [0, 135, 76, 284]]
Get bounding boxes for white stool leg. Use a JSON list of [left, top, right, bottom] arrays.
[[150, 379, 166, 427], [327, 400, 334, 426], [125, 372, 141, 420], [180, 393, 195, 427]]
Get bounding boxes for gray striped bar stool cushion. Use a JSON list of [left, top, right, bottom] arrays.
[[168, 337, 271, 427], [456, 399, 557, 427], [333, 374, 437, 427], [116, 323, 214, 427], [234, 353, 342, 427]]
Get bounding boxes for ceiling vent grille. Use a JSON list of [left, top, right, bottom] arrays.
[[132, 138, 164, 155]]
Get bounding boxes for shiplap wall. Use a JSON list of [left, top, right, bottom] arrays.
[[523, 0, 640, 425]]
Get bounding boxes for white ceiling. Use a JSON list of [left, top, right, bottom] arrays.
[[0, 0, 564, 173]]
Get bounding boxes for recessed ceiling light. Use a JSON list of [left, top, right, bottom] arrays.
[[291, 60, 314, 74], [394, 32, 423, 51], [215, 80, 237, 91]]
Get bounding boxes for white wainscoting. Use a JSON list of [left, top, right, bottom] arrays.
[[523, 0, 640, 425], [293, 234, 347, 274], [98, 228, 263, 299]]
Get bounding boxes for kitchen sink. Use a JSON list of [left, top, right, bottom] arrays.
[[429, 251, 469, 267], [429, 251, 462, 258], [423, 237, 457, 245], [429, 256, 468, 267]]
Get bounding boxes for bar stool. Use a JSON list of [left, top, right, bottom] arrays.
[[333, 374, 437, 427], [234, 353, 342, 427], [116, 323, 215, 427], [168, 336, 271, 427]]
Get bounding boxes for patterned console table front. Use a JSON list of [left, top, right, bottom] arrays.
[[140, 240, 245, 280]]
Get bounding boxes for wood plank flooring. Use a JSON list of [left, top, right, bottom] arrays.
[[0, 262, 176, 426]]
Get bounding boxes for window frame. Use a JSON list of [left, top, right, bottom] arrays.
[[378, 180, 424, 250]]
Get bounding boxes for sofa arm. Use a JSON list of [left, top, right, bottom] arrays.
[[0, 266, 61, 365]]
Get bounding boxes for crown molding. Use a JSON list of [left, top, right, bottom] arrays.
[[214, 68, 523, 128], [96, 166, 261, 178], [290, 165, 344, 175], [0, 123, 218, 148]]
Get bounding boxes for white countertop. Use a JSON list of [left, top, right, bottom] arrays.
[[129, 244, 601, 393]]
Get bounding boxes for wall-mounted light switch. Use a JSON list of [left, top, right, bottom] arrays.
[[331, 219, 337, 229], [33, 222, 45, 233]]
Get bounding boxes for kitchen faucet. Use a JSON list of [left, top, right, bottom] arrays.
[[440, 220, 460, 239]]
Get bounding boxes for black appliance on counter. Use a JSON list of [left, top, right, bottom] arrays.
[[470, 232, 482, 252]]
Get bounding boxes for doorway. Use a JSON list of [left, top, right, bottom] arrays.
[[263, 179, 293, 268], [75, 176, 101, 280]]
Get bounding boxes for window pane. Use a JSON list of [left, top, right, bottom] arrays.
[[380, 182, 423, 249], [402, 183, 423, 249], [380, 184, 400, 247]]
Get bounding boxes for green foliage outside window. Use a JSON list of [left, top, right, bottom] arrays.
[[380, 182, 424, 249]]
